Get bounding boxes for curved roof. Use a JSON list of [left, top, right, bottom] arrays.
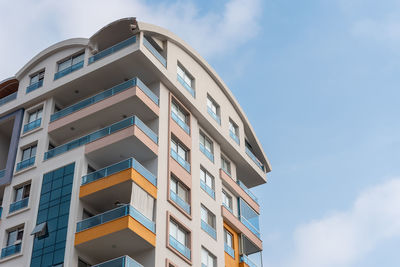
[[137, 22, 271, 172], [15, 38, 89, 80], [0, 77, 18, 98]]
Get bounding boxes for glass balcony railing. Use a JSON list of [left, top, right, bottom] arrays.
[[0, 92, 17, 107], [23, 118, 42, 133], [240, 255, 258, 267], [50, 77, 158, 122], [1, 243, 21, 258], [92, 255, 143, 267], [200, 179, 215, 199], [143, 37, 167, 67], [170, 148, 191, 173], [222, 203, 233, 214], [82, 157, 157, 187], [177, 74, 195, 97], [169, 235, 191, 260], [16, 156, 35, 171], [224, 243, 235, 258], [44, 116, 158, 160], [171, 111, 190, 134], [54, 60, 84, 80], [0, 169, 5, 178], [200, 143, 214, 162], [240, 215, 261, 238], [76, 204, 155, 233], [9, 197, 29, 213], [229, 130, 240, 145], [245, 147, 265, 172], [207, 106, 221, 125], [237, 180, 259, 204], [88, 36, 137, 64], [26, 80, 43, 94], [170, 190, 191, 214], [201, 220, 216, 239]]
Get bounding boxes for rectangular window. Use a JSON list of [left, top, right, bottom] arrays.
[[200, 131, 214, 162], [170, 175, 191, 214], [30, 70, 45, 85], [169, 219, 191, 259], [28, 109, 42, 123], [221, 156, 231, 176], [177, 64, 195, 97], [229, 119, 240, 144], [170, 138, 191, 173], [14, 184, 30, 202], [200, 167, 215, 199], [222, 190, 233, 211], [224, 228, 233, 248], [201, 205, 216, 239], [7, 227, 23, 247], [58, 52, 85, 72], [171, 100, 190, 134], [22, 145, 37, 161], [207, 95, 221, 124], [201, 247, 216, 267]]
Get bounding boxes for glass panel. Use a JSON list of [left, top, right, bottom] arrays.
[[30, 74, 39, 85], [7, 230, 17, 246], [58, 59, 71, 71], [72, 53, 85, 65]]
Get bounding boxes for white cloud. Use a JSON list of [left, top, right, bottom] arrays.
[[285, 179, 400, 267], [0, 0, 261, 79]]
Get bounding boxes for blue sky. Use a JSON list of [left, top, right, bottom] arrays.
[[1, 0, 400, 266]]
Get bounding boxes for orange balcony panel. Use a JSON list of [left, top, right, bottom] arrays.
[[220, 169, 260, 214], [80, 168, 157, 199], [221, 206, 262, 251]]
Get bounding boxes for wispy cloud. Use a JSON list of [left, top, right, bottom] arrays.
[[279, 178, 400, 267], [0, 0, 261, 78]]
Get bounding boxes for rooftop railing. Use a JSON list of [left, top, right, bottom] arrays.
[[76, 204, 155, 233], [143, 37, 167, 67], [0, 92, 17, 107], [44, 116, 157, 160], [88, 36, 137, 64], [82, 157, 157, 187], [54, 60, 84, 80], [50, 77, 158, 122]]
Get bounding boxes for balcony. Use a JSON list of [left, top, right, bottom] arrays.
[[54, 60, 84, 80], [171, 111, 190, 135], [201, 220, 216, 239], [200, 179, 215, 199], [143, 37, 166, 67], [26, 80, 43, 94], [240, 255, 258, 267], [207, 106, 221, 125], [170, 190, 190, 214], [89, 36, 137, 64], [245, 147, 264, 172], [224, 243, 234, 258], [0, 92, 17, 107], [23, 118, 42, 133], [177, 74, 195, 97], [230, 130, 240, 145], [9, 197, 29, 213], [45, 116, 158, 162], [75, 205, 156, 261], [169, 235, 191, 260], [0, 169, 5, 178], [237, 181, 259, 204], [16, 156, 35, 171], [240, 215, 260, 239], [92, 255, 143, 267], [200, 143, 214, 162], [170, 148, 191, 173], [1, 243, 21, 259]]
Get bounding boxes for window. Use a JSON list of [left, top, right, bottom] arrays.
[[14, 184, 30, 202], [58, 52, 85, 72], [239, 198, 260, 238], [169, 219, 191, 259], [201, 247, 216, 267], [200, 167, 215, 199], [221, 156, 231, 176], [27, 109, 42, 124], [30, 70, 45, 86], [207, 96, 220, 124], [22, 145, 37, 161], [199, 131, 214, 162], [171, 100, 190, 134], [170, 176, 191, 214], [23, 108, 43, 133], [177, 64, 195, 97], [171, 138, 191, 172], [201, 205, 216, 239], [229, 119, 240, 144], [222, 190, 233, 211], [6, 227, 23, 247]]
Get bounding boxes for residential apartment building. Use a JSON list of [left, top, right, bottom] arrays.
[[0, 17, 271, 267]]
